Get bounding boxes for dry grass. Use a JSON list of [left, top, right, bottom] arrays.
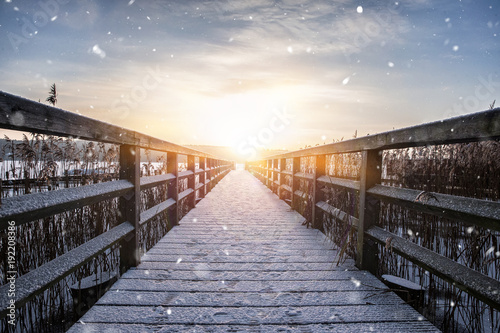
[[379, 141, 500, 332], [310, 141, 500, 332], [0, 134, 182, 332]]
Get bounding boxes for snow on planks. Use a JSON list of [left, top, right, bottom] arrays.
[[68, 170, 439, 332]]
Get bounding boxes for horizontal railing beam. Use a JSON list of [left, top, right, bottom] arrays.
[[0, 221, 134, 318], [140, 174, 176, 190], [367, 185, 500, 232], [139, 199, 176, 227], [317, 175, 360, 191], [366, 226, 500, 311], [260, 108, 500, 159], [0, 180, 134, 230], [316, 201, 359, 228], [0, 91, 225, 159], [294, 172, 314, 180], [178, 188, 194, 202], [178, 170, 194, 179]]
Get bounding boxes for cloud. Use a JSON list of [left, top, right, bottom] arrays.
[[0, 0, 498, 148]]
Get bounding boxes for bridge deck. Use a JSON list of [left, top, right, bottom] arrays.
[[69, 170, 438, 332]]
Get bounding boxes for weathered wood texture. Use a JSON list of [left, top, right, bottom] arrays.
[[0, 91, 217, 157], [0, 222, 134, 318], [69, 170, 438, 332], [260, 108, 500, 159]]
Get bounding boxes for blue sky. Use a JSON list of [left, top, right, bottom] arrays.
[[0, 0, 499, 154]]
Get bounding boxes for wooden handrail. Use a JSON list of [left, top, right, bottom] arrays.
[[0, 91, 220, 158], [0, 91, 234, 319], [247, 107, 500, 311], [259, 108, 500, 159]]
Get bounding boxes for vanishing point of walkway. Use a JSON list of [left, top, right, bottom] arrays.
[[69, 170, 439, 332]]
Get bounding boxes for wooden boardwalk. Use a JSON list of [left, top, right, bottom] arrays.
[[68, 170, 439, 332]]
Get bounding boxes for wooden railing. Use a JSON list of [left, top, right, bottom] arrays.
[[247, 108, 500, 311], [0, 91, 233, 318]]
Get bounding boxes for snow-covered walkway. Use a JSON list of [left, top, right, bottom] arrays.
[[68, 170, 438, 332]]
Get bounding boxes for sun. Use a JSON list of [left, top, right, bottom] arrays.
[[201, 87, 295, 149]]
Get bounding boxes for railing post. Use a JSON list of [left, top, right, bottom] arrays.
[[187, 154, 196, 209], [167, 152, 179, 226], [199, 157, 206, 199], [272, 159, 278, 194], [119, 144, 140, 273], [214, 160, 219, 183], [312, 154, 326, 230], [207, 158, 213, 193], [266, 160, 271, 188], [291, 157, 300, 210], [278, 158, 286, 200], [356, 149, 382, 274]]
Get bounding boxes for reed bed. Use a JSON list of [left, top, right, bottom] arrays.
[[312, 141, 500, 332], [379, 140, 500, 332], [0, 134, 182, 332]]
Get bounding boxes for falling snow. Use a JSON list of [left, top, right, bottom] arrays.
[[91, 44, 106, 59]]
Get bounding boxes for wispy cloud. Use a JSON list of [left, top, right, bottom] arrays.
[[0, 0, 498, 150]]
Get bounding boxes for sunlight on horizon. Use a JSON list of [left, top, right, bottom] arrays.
[[193, 85, 303, 150]]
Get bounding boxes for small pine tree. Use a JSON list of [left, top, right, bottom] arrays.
[[46, 83, 57, 106]]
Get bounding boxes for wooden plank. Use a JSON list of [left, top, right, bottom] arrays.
[[146, 248, 336, 256], [155, 240, 332, 249], [0, 180, 133, 230], [69, 322, 440, 333], [178, 188, 194, 202], [0, 222, 134, 318], [71, 304, 429, 326], [139, 198, 176, 226], [0, 91, 223, 159], [316, 201, 359, 228], [96, 289, 404, 306], [140, 173, 175, 190], [294, 172, 314, 180], [367, 185, 500, 231], [109, 279, 383, 293], [140, 254, 338, 263], [261, 108, 500, 159], [178, 170, 194, 179], [138, 261, 355, 271], [317, 175, 360, 191], [366, 226, 500, 311]]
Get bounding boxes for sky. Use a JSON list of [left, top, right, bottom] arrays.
[[0, 0, 499, 159]]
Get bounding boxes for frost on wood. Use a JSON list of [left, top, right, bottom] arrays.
[[68, 170, 438, 332]]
